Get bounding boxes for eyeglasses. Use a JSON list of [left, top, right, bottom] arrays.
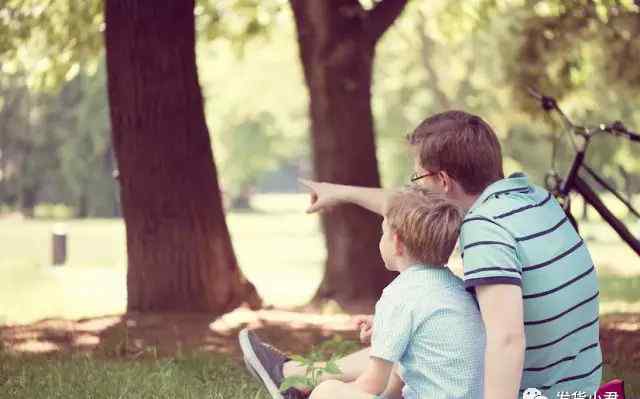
[[410, 170, 437, 182]]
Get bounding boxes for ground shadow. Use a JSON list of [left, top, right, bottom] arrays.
[[0, 307, 361, 361], [0, 309, 638, 372]]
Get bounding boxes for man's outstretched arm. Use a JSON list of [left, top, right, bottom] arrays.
[[299, 179, 394, 216]]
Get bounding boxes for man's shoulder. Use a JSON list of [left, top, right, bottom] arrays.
[[462, 185, 553, 234]]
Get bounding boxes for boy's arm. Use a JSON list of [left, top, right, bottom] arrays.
[[351, 357, 394, 395], [476, 284, 526, 399], [299, 179, 394, 216]]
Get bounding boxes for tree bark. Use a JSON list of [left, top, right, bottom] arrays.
[[104, 0, 260, 313], [290, 0, 406, 307]]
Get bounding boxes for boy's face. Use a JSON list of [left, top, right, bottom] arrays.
[[379, 218, 397, 271]]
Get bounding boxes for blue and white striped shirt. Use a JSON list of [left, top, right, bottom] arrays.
[[460, 172, 602, 398]]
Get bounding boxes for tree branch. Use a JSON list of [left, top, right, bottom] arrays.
[[366, 0, 409, 43], [416, 8, 451, 110]]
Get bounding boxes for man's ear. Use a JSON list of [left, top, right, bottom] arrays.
[[438, 170, 454, 193], [392, 232, 404, 256]]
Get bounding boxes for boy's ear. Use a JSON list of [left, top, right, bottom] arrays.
[[392, 232, 404, 256]]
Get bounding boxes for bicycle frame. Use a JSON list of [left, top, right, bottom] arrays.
[[564, 154, 640, 257], [529, 88, 640, 257]]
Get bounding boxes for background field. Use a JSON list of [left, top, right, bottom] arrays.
[[2, 193, 639, 325]]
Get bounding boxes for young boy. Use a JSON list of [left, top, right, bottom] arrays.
[[240, 189, 486, 399]]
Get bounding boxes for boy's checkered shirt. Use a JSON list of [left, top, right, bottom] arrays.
[[370, 265, 486, 399]]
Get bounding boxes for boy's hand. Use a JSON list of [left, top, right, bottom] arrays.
[[352, 314, 374, 344], [298, 179, 343, 213]]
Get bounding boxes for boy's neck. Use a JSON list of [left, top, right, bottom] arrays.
[[394, 256, 421, 273]]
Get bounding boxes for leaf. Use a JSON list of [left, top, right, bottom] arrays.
[[290, 355, 309, 365], [324, 360, 342, 375], [280, 376, 312, 391]]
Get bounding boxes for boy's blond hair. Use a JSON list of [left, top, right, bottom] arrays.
[[385, 187, 463, 266]]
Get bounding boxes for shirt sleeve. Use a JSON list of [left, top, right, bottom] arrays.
[[460, 217, 522, 290], [370, 297, 413, 363]]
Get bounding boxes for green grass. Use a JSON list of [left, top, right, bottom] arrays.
[[0, 350, 636, 398], [0, 194, 324, 324], [1, 193, 640, 324], [0, 352, 269, 399]]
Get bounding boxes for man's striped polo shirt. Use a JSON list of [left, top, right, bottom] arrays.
[[459, 172, 602, 398]]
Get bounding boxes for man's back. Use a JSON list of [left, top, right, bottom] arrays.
[[460, 173, 602, 398]]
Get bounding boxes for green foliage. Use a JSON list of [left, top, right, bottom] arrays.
[[279, 336, 358, 391], [0, 0, 285, 91], [0, 0, 103, 91], [3, 0, 639, 213], [216, 111, 285, 203], [279, 336, 359, 392], [506, 0, 640, 112], [0, 57, 118, 217], [199, 25, 308, 204], [372, 0, 640, 192], [196, 0, 288, 51], [372, 0, 516, 186]]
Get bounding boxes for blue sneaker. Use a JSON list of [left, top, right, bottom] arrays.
[[239, 329, 306, 399]]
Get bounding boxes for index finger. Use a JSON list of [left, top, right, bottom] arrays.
[[298, 178, 316, 191]]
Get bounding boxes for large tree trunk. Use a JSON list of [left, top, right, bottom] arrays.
[[104, 0, 260, 313], [290, 0, 406, 307]]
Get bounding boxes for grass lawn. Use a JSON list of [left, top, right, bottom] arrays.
[[0, 349, 638, 398], [1, 194, 639, 325], [0, 352, 269, 399], [0, 194, 325, 324]]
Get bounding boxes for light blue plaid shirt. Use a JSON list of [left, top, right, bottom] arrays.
[[370, 265, 485, 399]]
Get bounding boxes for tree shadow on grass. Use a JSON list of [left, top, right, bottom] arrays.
[[0, 308, 361, 361], [0, 307, 638, 379]]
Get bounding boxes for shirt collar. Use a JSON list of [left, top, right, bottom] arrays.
[[386, 264, 453, 291], [468, 172, 532, 214]]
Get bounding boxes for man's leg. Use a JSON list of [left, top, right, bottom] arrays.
[[309, 379, 377, 399], [283, 346, 371, 383]]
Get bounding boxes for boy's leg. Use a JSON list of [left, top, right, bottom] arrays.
[[380, 370, 404, 399], [283, 347, 371, 383], [309, 379, 378, 399]]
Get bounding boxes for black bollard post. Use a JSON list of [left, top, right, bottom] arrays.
[[52, 224, 67, 266]]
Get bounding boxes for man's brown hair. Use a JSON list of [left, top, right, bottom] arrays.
[[384, 188, 463, 266], [407, 110, 504, 194]]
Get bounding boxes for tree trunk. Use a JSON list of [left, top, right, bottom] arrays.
[[290, 0, 406, 307], [104, 0, 260, 313], [20, 186, 37, 218]]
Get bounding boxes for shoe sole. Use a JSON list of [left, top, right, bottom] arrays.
[[239, 329, 285, 399], [243, 356, 260, 380]]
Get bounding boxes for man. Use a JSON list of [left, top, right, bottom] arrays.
[[241, 111, 602, 399]]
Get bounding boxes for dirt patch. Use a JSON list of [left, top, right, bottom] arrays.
[[1, 309, 638, 369], [598, 313, 640, 368]]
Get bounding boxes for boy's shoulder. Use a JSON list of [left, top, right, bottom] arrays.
[[378, 268, 472, 311]]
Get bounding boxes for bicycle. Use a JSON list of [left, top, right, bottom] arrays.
[[528, 87, 640, 257]]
